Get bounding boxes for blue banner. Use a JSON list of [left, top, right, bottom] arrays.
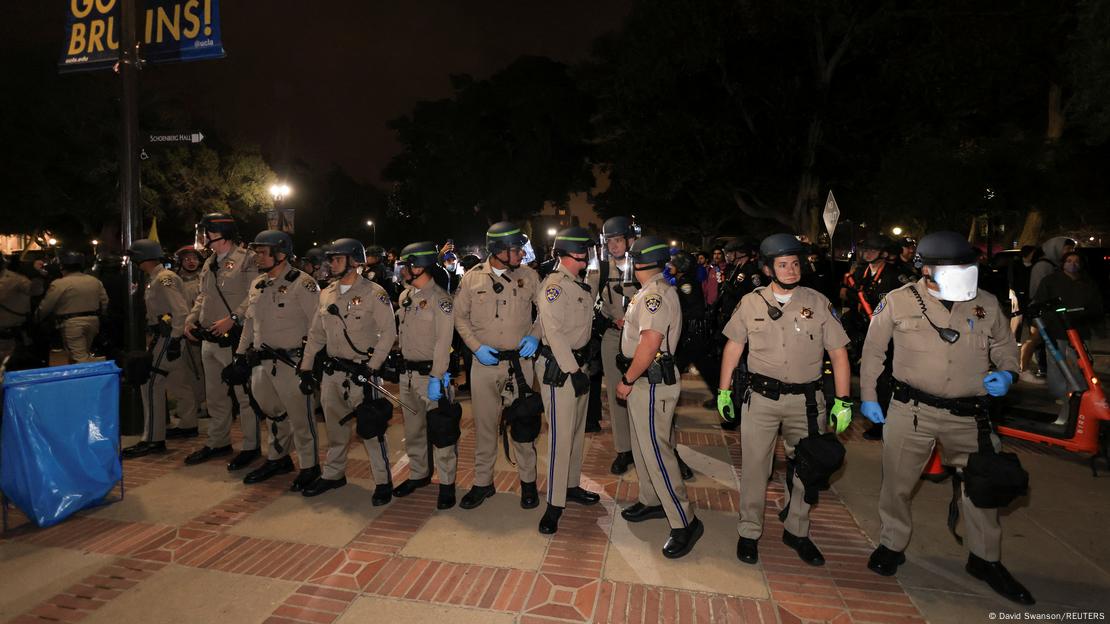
[[59, 0, 225, 74]]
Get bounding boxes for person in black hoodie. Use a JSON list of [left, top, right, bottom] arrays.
[[1031, 251, 1104, 399]]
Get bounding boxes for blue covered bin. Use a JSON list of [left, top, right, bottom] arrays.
[[2, 361, 122, 527]]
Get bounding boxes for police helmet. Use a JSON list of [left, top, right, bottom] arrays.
[[552, 226, 593, 256], [59, 250, 86, 270], [897, 236, 917, 248], [859, 233, 890, 251], [175, 245, 202, 262], [249, 230, 294, 257], [302, 247, 326, 265], [197, 212, 238, 239], [629, 236, 671, 267], [759, 233, 805, 262], [602, 216, 637, 240], [486, 221, 528, 254], [326, 238, 367, 264], [365, 245, 386, 259], [914, 231, 978, 267], [399, 241, 440, 268], [669, 250, 695, 274], [125, 239, 165, 263]]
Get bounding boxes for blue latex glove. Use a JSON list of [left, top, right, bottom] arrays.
[[518, 335, 540, 358], [442, 372, 452, 388], [475, 344, 500, 366], [428, 376, 443, 401], [983, 371, 1014, 397], [861, 401, 886, 424]]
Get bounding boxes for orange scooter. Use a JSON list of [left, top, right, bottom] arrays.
[[994, 303, 1110, 475]]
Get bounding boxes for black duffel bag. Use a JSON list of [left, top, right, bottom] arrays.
[[963, 410, 1028, 508], [501, 354, 544, 455], [427, 397, 462, 448], [343, 396, 393, 440], [794, 432, 846, 504]]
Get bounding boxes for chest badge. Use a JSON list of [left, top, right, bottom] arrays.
[[974, 305, 986, 319], [518, 278, 525, 289], [350, 296, 362, 307], [277, 285, 288, 294], [419, 299, 428, 309], [800, 307, 813, 319], [223, 260, 236, 271]]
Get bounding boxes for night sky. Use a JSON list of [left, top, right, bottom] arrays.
[[11, 1, 633, 184]]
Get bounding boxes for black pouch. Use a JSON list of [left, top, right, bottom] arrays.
[[350, 397, 393, 440], [963, 409, 1028, 508], [380, 351, 402, 383], [502, 355, 543, 450], [570, 371, 590, 397], [791, 386, 844, 504], [542, 357, 569, 387], [645, 361, 664, 384], [120, 350, 153, 386], [659, 354, 678, 385], [427, 398, 462, 448], [615, 353, 632, 373]]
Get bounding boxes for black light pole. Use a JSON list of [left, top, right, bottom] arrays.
[[118, 0, 143, 435]]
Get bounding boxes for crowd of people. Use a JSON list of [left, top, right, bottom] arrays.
[[2, 213, 1105, 609]]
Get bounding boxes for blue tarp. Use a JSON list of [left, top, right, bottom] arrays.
[[2, 361, 122, 527]]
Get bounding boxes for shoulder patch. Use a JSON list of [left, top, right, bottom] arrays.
[[680, 283, 693, 295], [828, 302, 842, 322], [545, 285, 561, 302], [644, 294, 663, 314], [302, 277, 319, 293], [439, 299, 452, 314], [159, 276, 175, 287], [873, 297, 887, 315], [378, 293, 390, 305]]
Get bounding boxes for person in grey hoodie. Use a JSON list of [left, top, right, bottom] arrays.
[[1019, 236, 1075, 382]]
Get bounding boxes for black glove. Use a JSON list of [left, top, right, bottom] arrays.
[[570, 371, 590, 397], [165, 337, 182, 362], [221, 354, 252, 386], [299, 371, 317, 395]]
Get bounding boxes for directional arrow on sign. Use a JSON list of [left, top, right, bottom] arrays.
[[146, 132, 205, 146]]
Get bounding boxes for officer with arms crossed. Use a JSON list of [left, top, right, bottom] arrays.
[[299, 238, 396, 504], [860, 231, 1032, 605], [392, 241, 459, 510], [121, 240, 189, 458], [597, 216, 640, 474], [184, 213, 262, 470], [454, 222, 543, 510], [230, 231, 322, 491], [36, 251, 109, 363], [615, 236, 701, 558], [167, 246, 206, 439], [717, 234, 853, 566], [535, 227, 602, 534]]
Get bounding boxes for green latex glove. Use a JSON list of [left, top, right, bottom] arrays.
[[717, 389, 735, 422], [830, 397, 854, 434]]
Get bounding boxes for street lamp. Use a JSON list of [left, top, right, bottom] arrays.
[[47, 237, 58, 246], [670, 240, 678, 247], [269, 183, 291, 202], [891, 226, 903, 236], [546, 228, 557, 237], [366, 219, 376, 245]]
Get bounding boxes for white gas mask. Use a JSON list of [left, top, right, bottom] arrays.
[[930, 264, 978, 301]]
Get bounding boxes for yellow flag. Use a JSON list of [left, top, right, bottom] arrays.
[[148, 216, 159, 242]]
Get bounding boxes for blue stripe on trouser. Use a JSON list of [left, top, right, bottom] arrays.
[[548, 382, 557, 504], [649, 383, 688, 527], [306, 395, 319, 464]]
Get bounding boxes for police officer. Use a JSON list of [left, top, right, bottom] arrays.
[[717, 234, 853, 566], [122, 240, 189, 458], [167, 246, 205, 439], [454, 222, 542, 510], [392, 241, 459, 510], [299, 238, 396, 504], [0, 254, 32, 366], [890, 236, 919, 279], [36, 251, 109, 363], [860, 231, 1032, 605], [597, 216, 640, 475], [534, 227, 602, 534], [363, 245, 396, 299], [615, 236, 702, 558], [301, 247, 329, 286], [232, 230, 322, 491], [183, 213, 262, 471]]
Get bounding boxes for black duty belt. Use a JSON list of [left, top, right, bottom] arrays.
[[403, 359, 434, 375], [323, 356, 375, 384], [539, 344, 590, 367], [258, 347, 304, 362], [748, 372, 822, 399], [57, 311, 99, 321], [892, 379, 986, 417], [495, 349, 522, 362], [615, 351, 678, 385]]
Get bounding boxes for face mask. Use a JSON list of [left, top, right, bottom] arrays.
[[1064, 263, 1080, 274], [930, 264, 978, 301]]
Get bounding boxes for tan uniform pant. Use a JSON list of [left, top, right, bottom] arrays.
[[251, 363, 319, 468], [628, 377, 691, 529], [737, 391, 826, 540], [201, 341, 260, 450], [880, 398, 1003, 561], [319, 372, 392, 484], [168, 340, 205, 428], [61, 317, 99, 363], [400, 371, 457, 484], [140, 336, 179, 442], [469, 358, 538, 487], [535, 358, 588, 507], [601, 328, 631, 453]]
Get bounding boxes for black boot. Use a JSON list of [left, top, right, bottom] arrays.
[[393, 476, 432, 497], [621, 502, 667, 523], [610, 451, 634, 475], [966, 554, 1035, 605], [227, 448, 261, 471], [459, 484, 496, 510], [676, 450, 694, 481], [301, 476, 347, 497], [782, 530, 825, 566], [520, 481, 539, 509], [165, 427, 199, 439], [372, 482, 393, 506], [243, 456, 295, 484], [437, 484, 456, 510], [183, 445, 232, 466], [122, 440, 167, 459], [662, 517, 704, 559], [538, 504, 563, 534], [290, 466, 321, 492], [566, 486, 600, 505], [867, 545, 906, 577], [737, 537, 759, 564]]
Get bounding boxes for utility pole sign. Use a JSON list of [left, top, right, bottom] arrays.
[[823, 190, 840, 240]]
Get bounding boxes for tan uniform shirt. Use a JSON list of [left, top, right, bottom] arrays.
[[0, 269, 32, 328], [179, 270, 202, 311], [398, 281, 454, 378], [454, 262, 541, 352], [620, 272, 682, 358], [597, 257, 638, 322], [723, 286, 848, 384], [860, 278, 1019, 401], [237, 267, 320, 353], [185, 246, 257, 328], [36, 273, 108, 320], [144, 268, 189, 338], [538, 262, 594, 374], [303, 276, 396, 371]]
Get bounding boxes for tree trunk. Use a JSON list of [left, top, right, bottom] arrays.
[[1046, 82, 1065, 142]]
